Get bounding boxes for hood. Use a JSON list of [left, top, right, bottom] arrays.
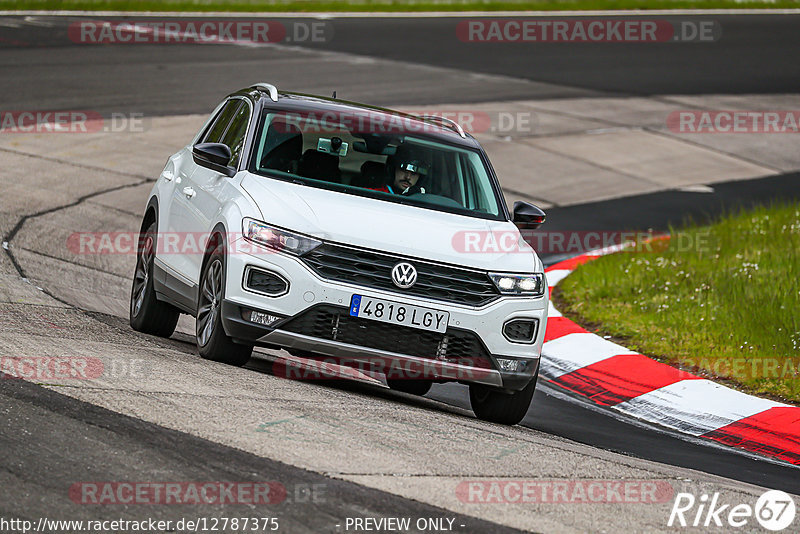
[[241, 174, 542, 273]]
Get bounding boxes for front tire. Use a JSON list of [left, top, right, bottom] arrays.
[[196, 244, 252, 366], [130, 222, 180, 337], [469, 370, 538, 425]]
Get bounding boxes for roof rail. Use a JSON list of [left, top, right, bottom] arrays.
[[418, 114, 467, 139], [251, 83, 279, 102]]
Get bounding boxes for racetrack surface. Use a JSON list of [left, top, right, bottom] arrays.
[[1, 14, 799, 113], [1, 13, 799, 532], [1, 376, 524, 534]]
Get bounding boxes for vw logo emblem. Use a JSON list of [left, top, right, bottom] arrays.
[[391, 262, 417, 289]]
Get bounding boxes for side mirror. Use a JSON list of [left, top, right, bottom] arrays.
[[512, 201, 546, 229], [193, 142, 235, 177]]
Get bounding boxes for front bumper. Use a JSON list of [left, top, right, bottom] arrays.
[[221, 248, 547, 391]]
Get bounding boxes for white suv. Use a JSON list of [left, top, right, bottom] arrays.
[[130, 83, 548, 425]]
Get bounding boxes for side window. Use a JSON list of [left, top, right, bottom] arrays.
[[220, 103, 251, 167], [202, 100, 242, 144], [460, 153, 497, 214], [460, 154, 478, 209]]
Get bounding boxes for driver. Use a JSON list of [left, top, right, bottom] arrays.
[[373, 147, 429, 195]]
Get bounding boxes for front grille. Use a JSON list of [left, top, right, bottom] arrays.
[[301, 244, 499, 307], [280, 305, 493, 369]]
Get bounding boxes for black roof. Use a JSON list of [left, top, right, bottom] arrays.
[[234, 86, 482, 149]]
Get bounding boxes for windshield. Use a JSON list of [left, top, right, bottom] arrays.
[[248, 110, 505, 220]]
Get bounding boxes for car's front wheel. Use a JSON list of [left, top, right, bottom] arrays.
[[196, 243, 252, 366], [469, 372, 537, 425], [130, 222, 180, 337]]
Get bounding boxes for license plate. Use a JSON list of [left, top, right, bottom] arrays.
[[349, 295, 449, 333]]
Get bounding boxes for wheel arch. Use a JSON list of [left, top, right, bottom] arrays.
[[140, 196, 159, 233], [201, 222, 229, 277]]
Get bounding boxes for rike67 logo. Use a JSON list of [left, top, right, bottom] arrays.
[[669, 490, 796, 530]]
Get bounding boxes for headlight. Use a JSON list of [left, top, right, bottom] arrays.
[[242, 218, 322, 256], [489, 272, 545, 296]]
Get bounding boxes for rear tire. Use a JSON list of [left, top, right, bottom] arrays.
[[387, 379, 433, 396], [129, 222, 180, 337], [196, 244, 252, 367], [469, 369, 538, 425]]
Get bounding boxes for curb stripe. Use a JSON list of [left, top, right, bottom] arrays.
[[543, 316, 588, 342], [541, 333, 637, 378], [550, 354, 701, 406], [702, 407, 800, 465], [548, 255, 596, 272], [542, 246, 800, 465], [614, 379, 786, 436], [547, 301, 562, 318], [545, 269, 571, 288]]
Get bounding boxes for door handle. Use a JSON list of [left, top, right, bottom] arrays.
[[182, 187, 196, 199]]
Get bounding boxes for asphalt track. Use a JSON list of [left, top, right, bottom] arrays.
[[2, 12, 800, 531], [0, 377, 522, 533], [1, 15, 799, 113], [284, 14, 800, 96]]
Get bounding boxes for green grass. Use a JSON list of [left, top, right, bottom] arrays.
[[555, 203, 800, 404], [5, 0, 800, 11]]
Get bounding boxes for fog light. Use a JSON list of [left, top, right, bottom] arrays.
[[503, 319, 538, 343], [249, 310, 282, 326], [496, 358, 526, 372], [244, 266, 289, 297]]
